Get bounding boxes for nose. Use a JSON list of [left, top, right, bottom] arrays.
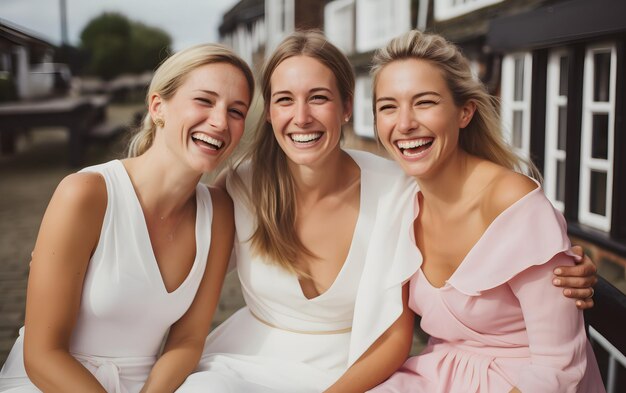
[[210, 105, 228, 132], [294, 101, 312, 128], [397, 105, 418, 134]]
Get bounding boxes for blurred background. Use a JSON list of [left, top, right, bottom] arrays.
[[1, 0, 624, 391]]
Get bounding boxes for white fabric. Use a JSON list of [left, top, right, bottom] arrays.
[[178, 150, 419, 392], [0, 160, 213, 393]]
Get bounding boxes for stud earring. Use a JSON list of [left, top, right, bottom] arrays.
[[344, 116, 350, 122], [154, 118, 165, 128]]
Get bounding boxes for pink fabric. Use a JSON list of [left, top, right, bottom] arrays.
[[371, 186, 605, 393]]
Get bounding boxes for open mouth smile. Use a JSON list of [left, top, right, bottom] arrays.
[[191, 132, 224, 150], [288, 132, 323, 145], [396, 137, 433, 157]]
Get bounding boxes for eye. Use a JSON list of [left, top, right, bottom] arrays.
[[377, 104, 396, 112], [415, 99, 438, 107], [195, 97, 214, 106], [274, 96, 292, 105], [229, 108, 246, 119], [309, 95, 328, 104]]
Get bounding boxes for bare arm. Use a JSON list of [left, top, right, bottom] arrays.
[[140, 187, 234, 393], [553, 245, 598, 309], [23, 173, 108, 392], [324, 284, 414, 393]]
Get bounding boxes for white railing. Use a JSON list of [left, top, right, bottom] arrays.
[[588, 325, 626, 393]]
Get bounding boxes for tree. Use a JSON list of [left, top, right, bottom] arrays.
[[129, 22, 172, 73], [80, 12, 171, 80]]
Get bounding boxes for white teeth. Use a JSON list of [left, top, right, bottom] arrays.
[[290, 132, 322, 143], [397, 138, 432, 149], [192, 133, 223, 148]]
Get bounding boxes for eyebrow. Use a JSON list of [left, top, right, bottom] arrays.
[[194, 89, 249, 109], [375, 91, 441, 103], [271, 87, 334, 97]]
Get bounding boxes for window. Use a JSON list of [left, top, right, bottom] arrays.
[[266, 0, 294, 52], [579, 44, 616, 231], [501, 52, 532, 157], [434, 0, 504, 21], [354, 75, 375, 138], [544, 49, 569, 211], [325, 0, 355, 55], [355, 0, 410, 53]]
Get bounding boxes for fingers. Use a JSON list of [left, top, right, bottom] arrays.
[[575, 297, 595, 310], [553, 275, 598, 288], [570, 245, 584, 257], [554, 257, 597, 278], [562, 287, 594, 299]]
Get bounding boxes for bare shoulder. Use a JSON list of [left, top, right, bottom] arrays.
[[52, 172, 107, 214], [207, 185, 234, 226], [481, 168, 538, 224]]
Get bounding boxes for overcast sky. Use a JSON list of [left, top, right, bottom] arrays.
[[1, 0, 240, 50]]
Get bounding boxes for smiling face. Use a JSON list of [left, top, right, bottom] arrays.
[[267, 55, 351, 168], [375, 58, 474, 180], [151, 62, 250, 173]]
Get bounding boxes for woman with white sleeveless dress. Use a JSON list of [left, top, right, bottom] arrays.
[[178, 31, 597, 393], [0, 44, 254, 393]]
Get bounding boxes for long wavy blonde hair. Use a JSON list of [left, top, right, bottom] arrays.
[[127, 43, 255, 157], [237, 30, 355, 274], [371, 30, 539, 179]]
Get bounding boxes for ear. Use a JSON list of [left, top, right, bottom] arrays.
[[265, 108, 272, 124], [459, 100, 476, 129], [148, 93, 164, 123], [342, 98, 353, 124]]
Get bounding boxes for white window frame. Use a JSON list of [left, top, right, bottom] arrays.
[[434, 0, 504, 21], [355, 0, 410, 53], [579, 43, 616, 232], [325, 0, 356, 55], [544, 49, 569, 211], [501, 52, 532, 158], [266, 0, 295, 52], [354, 75, 375, 138]]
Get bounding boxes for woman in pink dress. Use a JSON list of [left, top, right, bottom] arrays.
[[370, 30, 605, 392]]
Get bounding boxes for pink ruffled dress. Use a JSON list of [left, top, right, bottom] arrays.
[[371, 186, 605, 393]]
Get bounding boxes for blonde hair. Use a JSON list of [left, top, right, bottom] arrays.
[[239, 30, 355, 274], [127, 43, 255, 157], [371, 30, 539, 178]]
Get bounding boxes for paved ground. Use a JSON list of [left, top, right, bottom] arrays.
[[0, 103, 425, 366]]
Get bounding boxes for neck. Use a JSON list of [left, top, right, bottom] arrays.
[[415, 148, 474, 212], [288, 147, 356, 202], [123, 142, 202, 218]]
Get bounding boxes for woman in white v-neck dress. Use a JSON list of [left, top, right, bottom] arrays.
[[178, 31, 596, 393], [0, 44, 255, 393]]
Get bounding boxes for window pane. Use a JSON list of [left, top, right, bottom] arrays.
[[556, 159, 566, 203], [559, 55, 569, 96], [558, 106, 567, 150], [589, 170, 607, 216], [591, 113, 609, 159], [514, 57, 525, 101], [512, 110, 523, 148], [594, 52, 611, 102]]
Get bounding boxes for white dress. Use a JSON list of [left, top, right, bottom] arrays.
[[0, 160, 213, 393], [178, 150, 420, 393]]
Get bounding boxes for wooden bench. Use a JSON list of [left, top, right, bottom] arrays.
[[87, 121, 128, 143]]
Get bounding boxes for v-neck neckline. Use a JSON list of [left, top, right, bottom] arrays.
[[114, 160, 202, 295], [414, 180, 541, 290], [294, 151, 366, 302]]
